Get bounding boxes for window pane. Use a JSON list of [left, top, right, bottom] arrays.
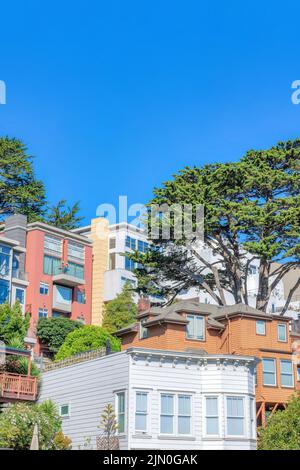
[[207, 417, 219, 435], [227, 397, 244, 417], [136, 393, 147, 412], [227, 418, 244, 435], [278, 324, 286, 341], [186, 315, 194, 338], [206, 397, 218, 415], [178, 395, 191, 415], [281, 360, 293, 387], [118, 393, 125, 413], [263, 359, 276, 385], [118, 413, 125, 433], [161, 395, 173, 414], [16, 288, 24, 304], [256, 320, 265, 335], [135, 413, 147, 431], [0, 280, 9, 303], [195, 316, 204, 339], [160, 415, 173, 434], [178, 416, 190, 434]]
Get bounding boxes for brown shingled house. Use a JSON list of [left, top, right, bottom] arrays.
[[115, 298, 300, 426]]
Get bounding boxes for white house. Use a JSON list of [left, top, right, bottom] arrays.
[[39, 348, 257, 450]]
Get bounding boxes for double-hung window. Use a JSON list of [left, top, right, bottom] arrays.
[[226, 396, 245, 436], [116, 392, 125, 433], [277, 323, 287, 342], [40, 282, 49, 295], [135, 392, 148, 433], [280, 360, 294, 388], [38, 308, 48, 318], [186, 315, 205, 341], [205, 397, 219, 435], [160, 394, 192, 435], [262, 358, 276, 386]]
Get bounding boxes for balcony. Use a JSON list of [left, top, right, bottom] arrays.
[[0, 372, 37, 402], [52, 272, 84, 287]]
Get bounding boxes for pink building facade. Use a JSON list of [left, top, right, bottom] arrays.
[[0, 215, 93, 353]]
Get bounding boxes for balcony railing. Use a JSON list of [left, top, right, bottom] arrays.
[[0, 372, 37, 401]]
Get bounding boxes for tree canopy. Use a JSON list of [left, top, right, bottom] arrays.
[[46, 199, 84, 230], [55, 325, 120, 360], [258, 394, 300, 449], [130, 139, 300, 313], [0, 303, 30, 345], [102, 283, 137, 333], [36, 317, 83, 355]]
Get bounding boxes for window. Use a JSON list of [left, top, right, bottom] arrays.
[[76, 289, 86, 304], [138, 240, 149, 253], [109, 253, 116, 270], [0, 279, 9, 304], [109, 237, 116, 249], [256, 320, 266, 335], [38, 308, 48, 318], [12, 256, 19, 278], [277, 323, 287, 342], [205, 397, 219, 435], [116, 392, 125, 433], [121, 277, 136, 289], [280, 360, 294, 388], [226, 396, 245, 436], [125, 236, 136, 250], [0, 244, 11, 276], [56, 285, 72, 305], [44, 234, 62, 255], [140, 320, 148, 339], [15, 288, 24, 305], [186, 315, 205, 340], [178, 395, 191, 435], [40, 282, 49, 295], [263, 358, 276, 386], [67, 261, 84, 280], [249, 265, 257, 275], [125, 256, 135, 272], [160, 394, 174, 434], [59, 404, 70, 417], [135, 392, 148, 432], [68, 242, 84, 261], [43, 255, 61, 275]]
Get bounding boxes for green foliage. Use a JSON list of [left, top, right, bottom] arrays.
[[258, 394, 300, 449], [102, 283, 137, 333], [46, 199, 84, 230], [36, 317, 82, 354], [0, 400, 66, 450], [0, 303, 30, 344], [131, 139, 300, 312], [0, 137, 46, 221], [55, 325, 120, 360], [100, 403, 118, 436]]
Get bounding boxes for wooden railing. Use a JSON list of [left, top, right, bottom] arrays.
[[0, 372, 37, 401]]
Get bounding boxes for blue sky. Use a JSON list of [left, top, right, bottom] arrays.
[[0, 1, 300, 224]]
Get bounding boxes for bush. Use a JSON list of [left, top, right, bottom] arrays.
[[55, 325, 120, 360], [36, 317, 82, 354], [0, 400, 71, 450], [102, 283, 137, 334], [258, 394, 300, 450], [0, 303, 30, 344]]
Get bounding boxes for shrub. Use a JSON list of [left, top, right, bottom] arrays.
[[102, 283, 137, 334], [36, 317, 82, 354], [55, 325, 120, 360], [0, 303, 30, 344]]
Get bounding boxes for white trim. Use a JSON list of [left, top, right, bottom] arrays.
[[134, 390, 149, 435], [115, 390, 126, 436], [159, 392, 194, 438], [59, 403, 70, 418], [203, 395, 220, 438]]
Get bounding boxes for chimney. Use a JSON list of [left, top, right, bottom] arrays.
[[138, 296, 150, 313]]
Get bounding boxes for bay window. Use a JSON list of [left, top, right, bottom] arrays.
[[205, 397, 219, 435], [135, 392, 148, 432], [226, 396, 245, 436]]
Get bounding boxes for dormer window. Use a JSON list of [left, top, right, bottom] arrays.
[[140, 319, 148, 339], [186, 314, 205, 341]]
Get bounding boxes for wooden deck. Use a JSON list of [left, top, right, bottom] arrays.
[[0, 372, 37, 402]]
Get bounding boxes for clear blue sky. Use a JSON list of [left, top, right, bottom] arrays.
[[1, 1, 300, 224]]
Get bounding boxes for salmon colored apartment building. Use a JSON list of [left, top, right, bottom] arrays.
[[116, 298, 300, 425], [0, 214, 93, 352]]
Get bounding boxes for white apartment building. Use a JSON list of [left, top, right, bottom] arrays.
[[39, 347, 257, 450]]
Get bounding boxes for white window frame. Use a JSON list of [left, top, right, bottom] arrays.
[[186, 314, 205, 341], [40, 282, 49, 295], [262, 358, 277, 387], [250, 397, 256, 438], [225, 395, 245, 438], [59, 403, 70, 418], [115, 391, 126, 435], [277, 323, 287, 342], [204, 395, 220, 437], [38, 308, 48, 318], [44, 234, 62, 255], [280, 359, 294, 388], [256, 320, 266, 336], [159, 393, 193, 437], [134, 391, 149, 434]]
